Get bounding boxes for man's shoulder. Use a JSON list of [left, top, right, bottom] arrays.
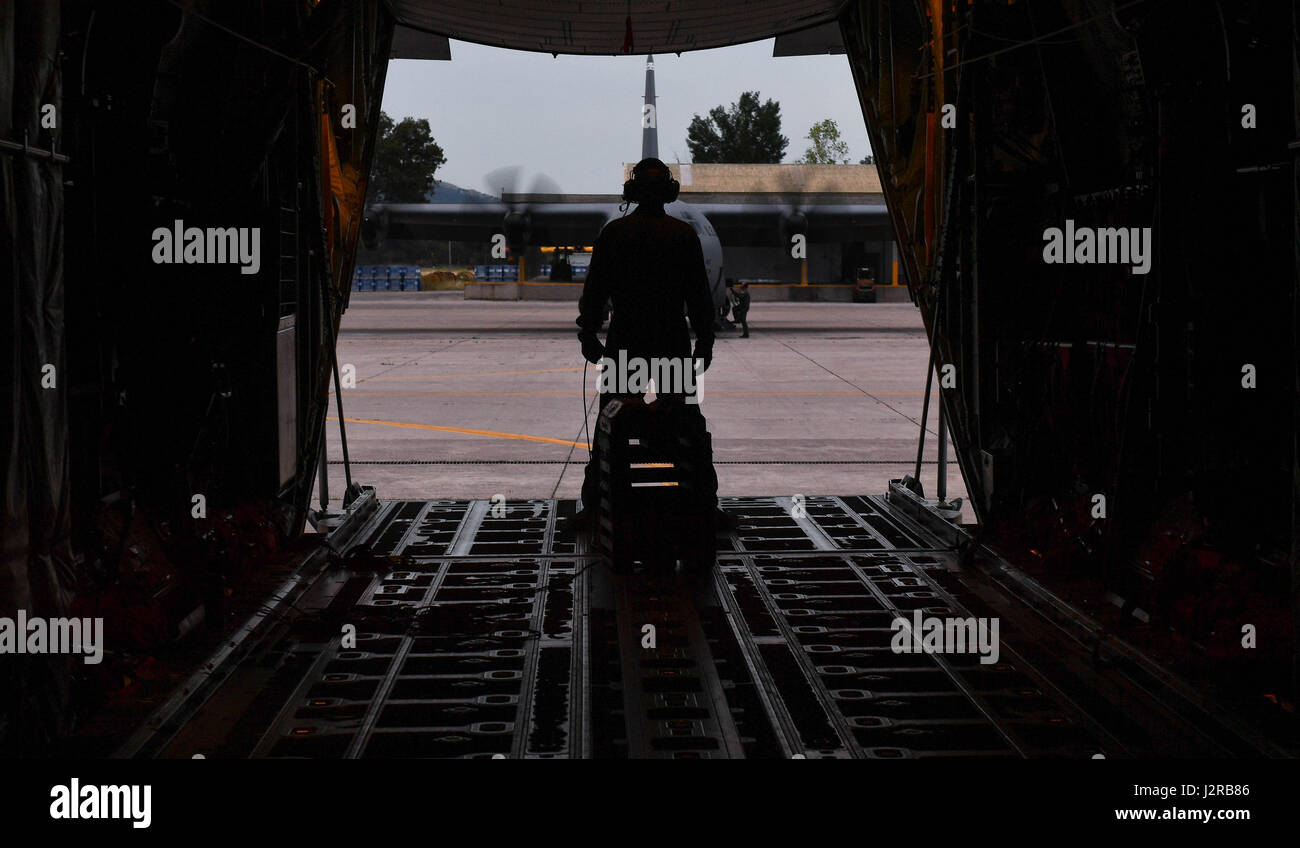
[[660, 213, 696, 236]]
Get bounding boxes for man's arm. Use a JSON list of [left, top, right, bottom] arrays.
[[576, 229, 612, 362], [683, 231, 715, 367]]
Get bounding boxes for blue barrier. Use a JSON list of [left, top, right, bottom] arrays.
[[353, 265, 422, 291], [528, 262, 588, 280]]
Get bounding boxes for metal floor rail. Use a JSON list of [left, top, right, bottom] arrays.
[[138, 494, 1259, 759]]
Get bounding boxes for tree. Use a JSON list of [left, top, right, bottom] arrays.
[[367, 111, 447, 202], [798, 118, 851, 164], [686, 91, 787, 163], [859, 154, 875, 165]]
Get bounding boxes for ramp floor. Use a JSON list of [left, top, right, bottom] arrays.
[[138, 495, 1254, 758]]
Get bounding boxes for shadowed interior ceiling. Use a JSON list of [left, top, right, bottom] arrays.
[[389, 0, 842, 54]]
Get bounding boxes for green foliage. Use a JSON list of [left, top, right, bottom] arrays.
[[368, 111, 447, 202], [798, 118, 851, 164], [686, 92, 788, 163]]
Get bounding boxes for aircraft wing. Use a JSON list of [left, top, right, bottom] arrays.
[[688, 201, 892, 245], [366, 198, 893, 249], [368, 202, 618, 246]]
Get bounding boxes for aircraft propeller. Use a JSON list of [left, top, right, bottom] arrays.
[[774, 163, 833, 249], [484, 166, 563, 253]]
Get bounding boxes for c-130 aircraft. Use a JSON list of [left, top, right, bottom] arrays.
[[361, 54, 888, 314]]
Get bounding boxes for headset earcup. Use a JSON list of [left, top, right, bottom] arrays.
[[624, 174, 679, 204]]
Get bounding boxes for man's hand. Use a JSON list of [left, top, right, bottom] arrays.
[[581, 335, 606, 365], [692, 342, 713, 374]]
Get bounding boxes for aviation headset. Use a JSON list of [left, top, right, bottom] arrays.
[[622, 157, 680, 204]]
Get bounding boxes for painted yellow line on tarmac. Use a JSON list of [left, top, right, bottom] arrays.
[[328, 416, 590, 449], [362, 366, 593, 382], [336, 391, 590, 398], [331, 390, 926, 398]]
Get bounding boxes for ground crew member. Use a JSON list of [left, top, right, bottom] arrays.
[[731, 281, 751, 338], [571, 157, 733, 531]]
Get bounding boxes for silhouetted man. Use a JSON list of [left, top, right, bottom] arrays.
[[731, 281, 751, 338], [721, 277, 737, 329], [572, 158, 730, 529]]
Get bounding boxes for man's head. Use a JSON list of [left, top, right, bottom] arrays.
[[623, 157, 680, 206]]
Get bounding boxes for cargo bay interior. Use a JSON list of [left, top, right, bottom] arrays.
[[2, 0, 1297, 758]]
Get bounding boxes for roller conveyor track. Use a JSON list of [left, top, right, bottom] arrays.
[[135, 494, 1266, 759]]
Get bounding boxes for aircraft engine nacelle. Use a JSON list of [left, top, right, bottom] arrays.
[[503, 210, 531, 253], [361, 207, 389, 250], [779, 210, 808, 246]]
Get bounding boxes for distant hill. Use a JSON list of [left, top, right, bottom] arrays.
[[424, 181, 498, 203]]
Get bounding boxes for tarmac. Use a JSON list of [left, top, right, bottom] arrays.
[[322, 291, 972, 522]]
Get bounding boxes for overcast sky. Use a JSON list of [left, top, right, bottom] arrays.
[[379, 38, 872, 195]]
